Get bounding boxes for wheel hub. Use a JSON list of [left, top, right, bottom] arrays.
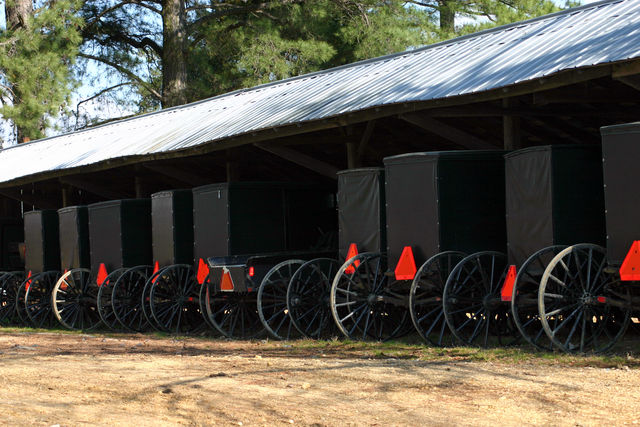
[[580, 292, 594, 305], [367, 294, 381, 306]]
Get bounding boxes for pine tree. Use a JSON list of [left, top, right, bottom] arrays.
[[0, 0, 82, 143]]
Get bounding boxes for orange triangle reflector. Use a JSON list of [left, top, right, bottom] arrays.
[[197, 258, 209, 285], [25, 270, 32, 291], [500, 265, 517, 302], [220, 269, 234, 291], [151, 261, 160, 284], [345, 243, 360, 274], [394, 246, 417, 281], [97, 263, 108, 286], [620, 241, 640, 281]]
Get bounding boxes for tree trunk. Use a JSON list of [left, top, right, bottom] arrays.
[[5, 0, 33, 143], [162, 0, 188, 107], [438, 0, 455, 33]]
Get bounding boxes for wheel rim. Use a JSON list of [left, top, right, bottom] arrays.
[[15, 280, 30, 325], [539, 244, 630, 353], [141, 270, 164, 331], [511, 246, 566, 351], [410, 251, 465, 346], [443, 251, 517, 347], [287, 258, 339, 339], [150, 264, 206, 334], [112, 266, 152, 332], [257, 259, 304, 340], [205, 283, 263, 339], [96, 269, 126, 330], [198, 274, 216, 330], [0, 272, 23, 325], [25, 271, 60, 328], [52, 269, 103, 331], [330, 253, 410, 341]]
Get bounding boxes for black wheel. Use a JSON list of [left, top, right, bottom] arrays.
[[198, 274, 216, 329], [150, 264, 206, 334], [25, 271, 60, 328], [52, 269, 103, 331], [141, 269, 165, 331], [96, 269, 127, 330], [205, 285, 263, 339], [410, 251, 466, 346], [0, 272, 24, 325], [287, 258, 340, 339], [330, 253, 411, 341], [511, 246, 566, 351], [443, 251, 518, 347], [539, 244, 631, 353], [15, 279, 30, 325], [112, 266, 152, 332], [257, 259, 304, 340]]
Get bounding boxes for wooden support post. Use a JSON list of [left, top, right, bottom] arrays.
[[503, 98, 522, 151], [61, 185, 71, 208], [346, 141, 358, 169]]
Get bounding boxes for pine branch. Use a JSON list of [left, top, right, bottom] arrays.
[[85, 0, 161, 30], [79, 53, 162, 100], [187, 0, 304, 32]]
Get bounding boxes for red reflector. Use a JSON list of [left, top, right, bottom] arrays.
[[220, 269, 234, 291], [197, 258, 209, 285], [345, 243, 360, 274], [501, 265, 517, 302], [152, 261, 160, 284], [394, 246, 417, 281], [249, 266, 255, 277], [597, 296, 607, 304], [620, 241, 640, 281], [97, 263, 108, 286], [187, 297, 194, 302]]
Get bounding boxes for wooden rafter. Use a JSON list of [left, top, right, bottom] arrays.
[[254, 143, 339, 179], [398, 113, 497, 149]]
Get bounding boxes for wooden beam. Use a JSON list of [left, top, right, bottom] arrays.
[[254, 143, 339, 179], [399, 113, 497, 149], [357, 120, 376, 161], [615, 75, 640, 92], [0, 188, 59, 210], [612, 59, 640, 79], [503, 98, 522, 150], [59, 176, 131, 200], [141, 163, 206, 186]]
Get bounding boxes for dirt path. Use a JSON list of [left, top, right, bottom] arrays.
[[0, 331, 638, 426]]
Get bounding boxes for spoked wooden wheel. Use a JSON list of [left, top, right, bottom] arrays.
[[112, 266, 152, 332], [53, 269, 103, 331], [205, 285, 263, 339], [150, 264, 206, 334], [511, 246, 566, 351], [0, 272, 24, 325], [287, 258, 340, 339], [197, 275, 215, 330], [443, 251, 518, 347], [25, 271, 60, 328], [96, 269, 127, 330], [410, 251, 465, 346], [330, 253, 411, 341], [141, 269, 165, 331], [257, 259, 305, 340], [539, 244, 630, 353]]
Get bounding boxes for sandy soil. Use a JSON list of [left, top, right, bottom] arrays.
[[0, 331, 638, 426]]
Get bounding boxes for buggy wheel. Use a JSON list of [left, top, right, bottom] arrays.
[[257, 259, 305, 340], [141, 270, 164, 331], [198, 275, 215, 329], [287, 258, 340, 339], [205, 286, 263, 339], [15, 280, 30, 325], [96, 269, 127, 330], [150, 264, 206, 334], [112, 266, 152, 332], [511, 246, 566, 351], [443, 251, 517, 347], [539, 244, 630, 353], [25, 271, 60, 328], [410, 251, 466, 346], [0, 272, 24, 325], [330, 253, 410, 341], [52, 269, 103, 331]]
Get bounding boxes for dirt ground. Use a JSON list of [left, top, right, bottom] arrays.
[[0, 331, 639, 426]]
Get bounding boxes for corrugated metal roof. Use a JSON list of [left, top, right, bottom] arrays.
[[1, 0, 639, 185]]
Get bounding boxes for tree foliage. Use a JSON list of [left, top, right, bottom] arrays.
[[0, 0, 82, 142]]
